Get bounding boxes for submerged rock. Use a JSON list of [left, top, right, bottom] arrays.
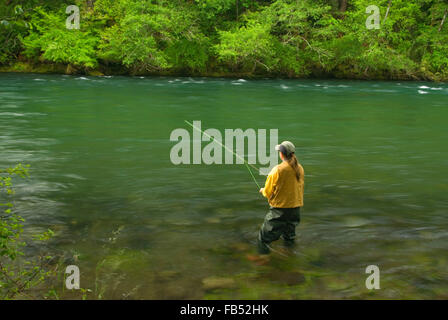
[[205, 217, 221, 224], [156, 270, 181, 281], [214, 208, 235, 218], [230, 242, 250, 252], [268, 271, 306, 286], [343, 216, 370, 227], [246, 254, 271, 266], [202, 277, 236, 291]]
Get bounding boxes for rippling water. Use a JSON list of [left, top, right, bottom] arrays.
[[0, 73, 447, 299]]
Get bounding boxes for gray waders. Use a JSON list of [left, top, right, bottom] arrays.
[[258, 207, 301, 254]]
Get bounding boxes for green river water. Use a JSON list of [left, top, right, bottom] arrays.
[[0, 73, 447, 299]]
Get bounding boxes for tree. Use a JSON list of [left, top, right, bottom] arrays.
[[97, 0, 209, 73], [22, 5, 100, 70], [215, 21, 278, 73]]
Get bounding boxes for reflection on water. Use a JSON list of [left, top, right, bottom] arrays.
[[0, 73, 447, 299]]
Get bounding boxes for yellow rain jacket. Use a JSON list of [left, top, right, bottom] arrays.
[[261, 161, 304, 208]]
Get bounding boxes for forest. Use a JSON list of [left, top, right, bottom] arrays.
[[1, 0, 448, 80]]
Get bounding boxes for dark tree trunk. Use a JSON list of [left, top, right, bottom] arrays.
[[339, 0, 348, 12], [236, 0, 239, 21]]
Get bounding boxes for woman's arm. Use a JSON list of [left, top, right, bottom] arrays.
[[260, 166, 278, 199]]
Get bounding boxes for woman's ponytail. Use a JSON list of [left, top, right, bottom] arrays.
[[286, 153, 301, 181]]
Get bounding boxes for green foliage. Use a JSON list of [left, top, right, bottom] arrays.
[[0, 3, 28, 65], [165, 37, 210, 73], [1, 0, 448, 79], [215, 21, 278, 73], [195, 0, 236, 20], [22, 6, 99, 69], [262, 0, 338, 74], [0, 164, 55, 299], [97, 0, 209, 73]]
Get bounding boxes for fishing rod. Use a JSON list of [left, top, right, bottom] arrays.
[[184, 120, 261, 189]]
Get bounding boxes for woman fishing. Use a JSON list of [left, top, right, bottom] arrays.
[[257, 141, 305, 254]]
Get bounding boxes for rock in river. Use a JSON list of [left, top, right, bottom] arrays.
[[202, 277, 236, 291]]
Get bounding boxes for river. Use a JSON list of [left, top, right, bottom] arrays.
[[0, 73, 447, 299]]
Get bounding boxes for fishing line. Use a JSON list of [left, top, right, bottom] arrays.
[[245, 163, 261, 189], [184, 120, 261, 189]]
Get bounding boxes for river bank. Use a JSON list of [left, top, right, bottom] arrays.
[[1, 61, 446, 82]]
